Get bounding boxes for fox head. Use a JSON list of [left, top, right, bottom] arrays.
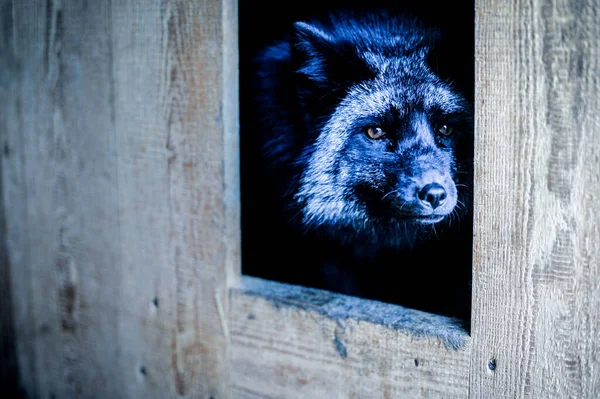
[[290, 12, 473, 247]]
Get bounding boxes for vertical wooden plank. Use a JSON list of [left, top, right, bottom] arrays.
[[5, 0, 122, 397], [1, 2, 45, 397], [0, 178, 21, 397], [0, 1, 40, 397], [471, 0, 600, 397], [2, 0, 238, 397], [111, 0, 238, 398], [15, 2, 59, 394], [222, 0, 240, 293], [0, 1, 29, 397], [3, 0, 239, 397], [109, 4, 173, 397], [0, 4, 24, 389]]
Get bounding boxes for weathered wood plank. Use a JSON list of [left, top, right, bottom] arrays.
[[0, 175, 20, 397], [2, 0, 239, 397], [0, 2, 39, 396], [471, 0, 600, 397], [0, 43, 23, 394], [6, 1, 123, 397], [0, 1, 29, 396], [111, 0, 239, 398], [231, 277, 470, 399]]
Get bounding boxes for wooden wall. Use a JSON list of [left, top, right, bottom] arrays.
[[0, 0, 599, 398], [0, 0, 239, 398], [471, 0, 600, 396]]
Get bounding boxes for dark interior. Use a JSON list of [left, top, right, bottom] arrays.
[[239, 1, 475, 329]]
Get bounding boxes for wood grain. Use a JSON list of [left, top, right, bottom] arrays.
[[1, 2, 39, 396], [3, 1, 122, 397], [471, 0, 600, 397], [111, 0, 239, 397], [0, 0, 27, 396], [3, 0, 600, 397], [1, 0, 239, 397], [230, 277, 470, 399]]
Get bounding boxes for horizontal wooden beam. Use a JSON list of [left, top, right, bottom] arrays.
[[230, 276, 470, 398]]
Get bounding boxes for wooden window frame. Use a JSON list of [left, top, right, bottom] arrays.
[[2, 0, 598, 398], [229, 0, 600, 397]]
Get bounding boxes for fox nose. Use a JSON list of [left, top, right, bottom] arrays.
[[418, 183, 447, 209]]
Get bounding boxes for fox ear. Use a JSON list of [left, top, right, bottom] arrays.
[[293, 22, 333, 52], [292, 21, 375, 89], [292, 22, 335, 84]]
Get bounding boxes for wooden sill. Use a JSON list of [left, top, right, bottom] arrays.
[[229, 276, 471, 398]]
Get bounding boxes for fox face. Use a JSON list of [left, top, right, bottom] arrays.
[[288, 13, 473, 246], [245, 9, 474, 319]]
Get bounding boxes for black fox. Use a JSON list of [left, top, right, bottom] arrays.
[[243, 10, 473, 321]]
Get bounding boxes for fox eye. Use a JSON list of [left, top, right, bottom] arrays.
[[437, 125, 454, 137], [366, 127, 385, 140]]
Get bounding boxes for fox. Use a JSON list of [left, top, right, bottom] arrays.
[[243, 9, 473, 322]]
